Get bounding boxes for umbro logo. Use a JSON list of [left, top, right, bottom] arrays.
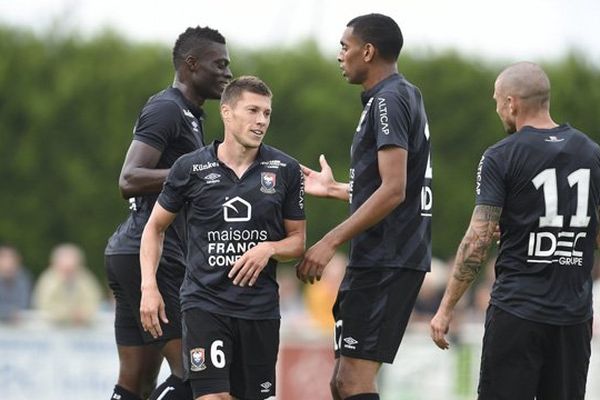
[[343, 337, 358, 349], [204, 173, 221, 184], [260, 381, 272, 393], [183, 108, 194, 118], [545, 135, 564, 143]]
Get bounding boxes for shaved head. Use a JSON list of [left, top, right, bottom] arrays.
[[495, 62, 551, 108]]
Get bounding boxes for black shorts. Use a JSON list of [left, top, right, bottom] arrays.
[[182, 307, 279, 400], [333, 267, 425, 364], [478, 305, 592, 400], [105, 253, 185, 346]]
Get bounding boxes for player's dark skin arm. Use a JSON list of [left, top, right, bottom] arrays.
[[119, 141, 170, 199], [229, 219, 306, 287], [297, 146, 407, 283], [430, 205, 501, 349]]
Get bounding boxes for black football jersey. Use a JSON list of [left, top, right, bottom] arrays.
[[158, 142, 305, 319], [348, 74, 432, 272], [476, 124, 600, 324], [106, 87, 205, 267]]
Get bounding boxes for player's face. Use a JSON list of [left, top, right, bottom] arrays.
[[493, 80, 516, 134], [191, 42, 233, 100], [223, 91, 272, 149], [337, 27, 368, 84]]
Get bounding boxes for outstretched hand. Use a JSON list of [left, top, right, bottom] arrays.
[[301, 154, 335, 198]]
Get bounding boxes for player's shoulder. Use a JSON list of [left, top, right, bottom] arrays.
[[373, 74, 423, 108], [483, 134, 515, 158], [259, 144, 300, 170], [384, 73, 421, 93], [568, 125, 600, 149], [143, 88, 186, 113], [174, 145, 215, 170]]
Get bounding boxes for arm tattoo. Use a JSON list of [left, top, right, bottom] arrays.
[[453, 205, 502, 283]]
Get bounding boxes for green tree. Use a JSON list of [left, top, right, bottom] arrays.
[[1, 25, 598, 281]]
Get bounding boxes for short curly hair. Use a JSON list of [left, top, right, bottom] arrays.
[[347, 14, 403, 61], [172, 26, 226, 68]]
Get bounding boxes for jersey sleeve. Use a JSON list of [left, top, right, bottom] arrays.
[[133, 100, 180, 152], [475, 147, 506, 207], [373, 91, 410, 150], [157, 156, 192, 213], [283, 162, 306, 220]]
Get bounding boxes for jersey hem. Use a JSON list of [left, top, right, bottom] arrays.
[[182, 304, 280, 321], [490, 301, 593, 326]]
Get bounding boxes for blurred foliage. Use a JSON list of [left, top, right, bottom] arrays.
[[1, 25, 599, 284]]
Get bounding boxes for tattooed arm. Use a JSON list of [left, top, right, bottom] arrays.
[[430, 205, 502, 349]]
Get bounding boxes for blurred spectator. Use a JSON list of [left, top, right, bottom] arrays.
[[471, 256, 497, 317], [32, 243, 103, 326], [412, 257, 449, 321], [304, 252, 347, 334], [278, 264, 312, 333], [0, 244, 32, 323]]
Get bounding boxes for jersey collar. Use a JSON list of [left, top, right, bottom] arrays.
[[170, 86, 205, 120], [360, 73, 401, 106], [209, 140, 269, 163]]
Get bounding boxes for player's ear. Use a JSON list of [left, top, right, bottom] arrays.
[[363, 43, 375, 62], [507, 96, 516, 115], [185, 55, 198, 71], [221, 103, 232, 122]]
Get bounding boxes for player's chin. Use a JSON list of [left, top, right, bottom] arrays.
[[208, 88, 226, 99]]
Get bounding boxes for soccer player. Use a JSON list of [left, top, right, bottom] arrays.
[[139, 76, 306, 400], [430, 62, 599, 399], [104, 27, 232, 400], [297, 14, 432, 400]]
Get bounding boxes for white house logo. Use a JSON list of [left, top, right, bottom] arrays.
[[260, 172, 277, 194], [260, 382, 272, 393], [545, 135, 564, 143], [190, 348, 206, 372], [223, 196, 252, 222]]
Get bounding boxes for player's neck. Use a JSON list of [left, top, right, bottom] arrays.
[[173, 79, 206, 107], [362, 63, 398, 91], [516, 112, 558, 131], [217, 139, 258, 178]]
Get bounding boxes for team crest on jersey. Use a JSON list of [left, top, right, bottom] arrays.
[[260, 172, 277, 194], [190, 348, 207, 372]]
